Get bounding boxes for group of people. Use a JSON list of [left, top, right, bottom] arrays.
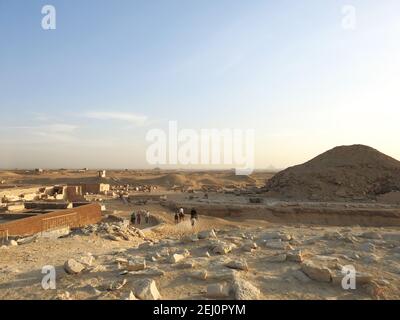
[[175, 207, 199, 227], [130, 209, 150, 225]]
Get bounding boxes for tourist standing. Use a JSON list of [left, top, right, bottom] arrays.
[[179, 207, 185, 221]]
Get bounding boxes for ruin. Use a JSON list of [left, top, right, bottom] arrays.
[[0, 203, 102, 238]]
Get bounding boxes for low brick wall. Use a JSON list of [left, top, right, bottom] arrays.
[[0, 203, 102, 237]]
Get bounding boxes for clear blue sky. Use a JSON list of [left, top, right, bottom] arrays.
[[1, 0, 400, 169]]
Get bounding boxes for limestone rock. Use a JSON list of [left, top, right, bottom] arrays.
[[125, 291, 138, 300], [133, 278, 161, 300], [169, 253, 185, 264], [261, 231, 291, 241], [64, 259, 86, 274], [232, 277, 260, 300], [286, 250, 304, 263], [266, 253, 287, 263], [198, 229, 217, 239], [265, 240, 292, 250], [206, 283, 231, 298], [301, 260, 332, 282], [189, 270, 208, 280], [127, 258, 146, 271], [225, 259, 249, 271], [213, 243, 234, 255], [108, 278, 127, 291]]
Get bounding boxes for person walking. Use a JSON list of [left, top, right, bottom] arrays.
[[179, 207, 185, 221], [136, 211, 141, 225], [145, 210, 150, 224], [190, 208, 198, 228]]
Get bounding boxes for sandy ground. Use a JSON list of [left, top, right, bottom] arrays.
[[0, 170, 399, 300], [1, 199, 399, 300]]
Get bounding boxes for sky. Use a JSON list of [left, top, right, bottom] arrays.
[[0, 0, 400, 170]]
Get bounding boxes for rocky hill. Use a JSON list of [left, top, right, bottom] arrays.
[[265, 145, 400, 201]]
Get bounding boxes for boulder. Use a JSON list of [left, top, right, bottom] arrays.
[[232, 277, 260, 300], [127, 258, 146, 271], [301, 261, 332, 282], [225, 259, 249, 271], [133, 278, 161, 300], [169, 253, 185, 264], [64, 259, 86, 274], [208, 269, 237, 281]]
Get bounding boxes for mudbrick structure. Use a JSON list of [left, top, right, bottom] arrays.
[[0, 203, 102, 238]]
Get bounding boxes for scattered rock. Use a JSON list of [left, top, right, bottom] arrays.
[[127, 258, 146, 271], [169, 253, 185, 264], [286, 250, 304, 263], [189, 270, 208, 280], [225, 259, 249, 271], [80, 254, 95, 267], [265, 253, 287, 263], [198, 229, 217, 239], [360, 242, 376, 252], [242, 241, 257, 252], [265, 240, 292, 250], [8, 240, 18, 246], [129, 268, 165, 277], [232, 277, 260, 300], [261, 231, 291, 241], [301, 261, 332, 282], [206, 283, 231, 298], [133, 278, 161, 300], [213, 243, 234, 255], [64, 259, 85, 274], [108, 279, 127, 291], [125, 291, 138, 300], [208, 269, 237, 281]]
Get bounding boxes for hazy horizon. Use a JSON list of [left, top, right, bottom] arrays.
[[1, 1, 400, 170]]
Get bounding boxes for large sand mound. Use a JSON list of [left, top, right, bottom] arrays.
[[265, 145, 400, 201]]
